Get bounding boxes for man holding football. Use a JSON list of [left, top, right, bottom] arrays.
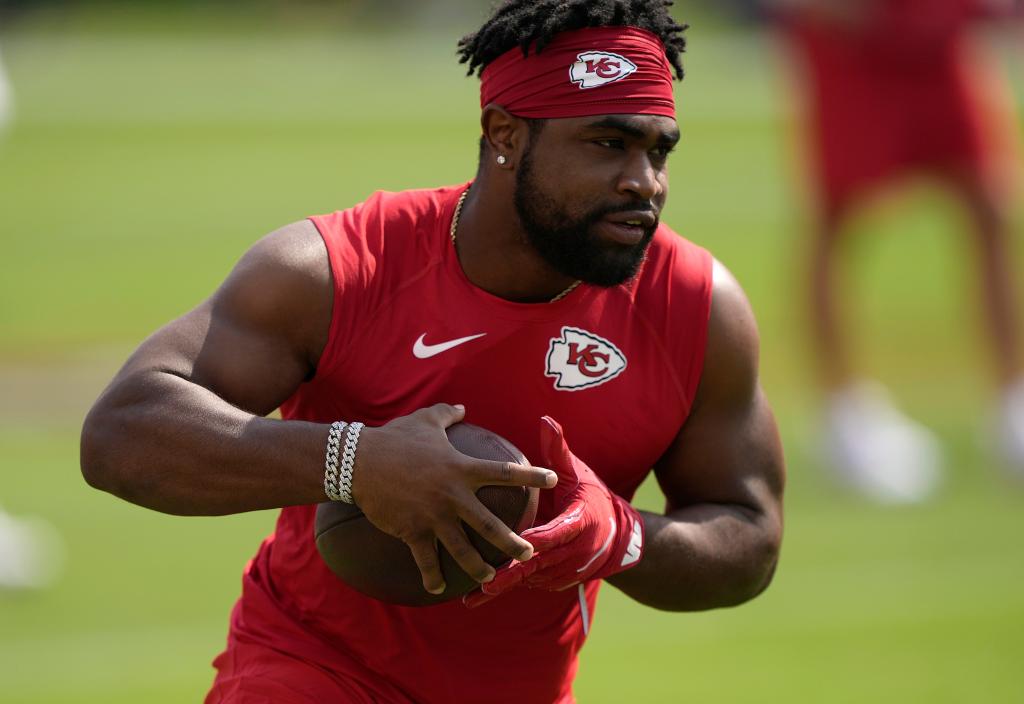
[[81, 1, 785, 702]]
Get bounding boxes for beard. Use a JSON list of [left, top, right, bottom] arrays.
[[513, 146, 658, 288]]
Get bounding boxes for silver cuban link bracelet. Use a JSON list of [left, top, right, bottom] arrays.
[[337, 421, 365, 505], [323, 421, 348, 502]]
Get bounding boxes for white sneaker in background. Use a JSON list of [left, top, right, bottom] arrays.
[[823, 383, 943, 504], [0, 507, 63, 590], [998, 379, 1024, 478]]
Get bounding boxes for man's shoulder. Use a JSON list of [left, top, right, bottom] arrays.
[[307, 183, 465, 275], [310, 183, 465, 240], [648, 221, 705, 253], [616, 224, 715, 359], [635, 223, 713, 294], [362, 183, 465, 219]]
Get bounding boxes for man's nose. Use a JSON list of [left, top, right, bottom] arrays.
[[616, 153, 663, 202]]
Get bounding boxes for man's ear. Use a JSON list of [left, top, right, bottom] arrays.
[[481, 104, 529, 169]]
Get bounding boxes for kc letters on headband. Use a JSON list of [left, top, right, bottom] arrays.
[[480, 26, 676, 120]]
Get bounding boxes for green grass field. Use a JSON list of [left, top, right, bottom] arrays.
[[2, 10, 1023, 703]]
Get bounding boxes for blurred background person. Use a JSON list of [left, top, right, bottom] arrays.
[[779, 0, 1024, 502]]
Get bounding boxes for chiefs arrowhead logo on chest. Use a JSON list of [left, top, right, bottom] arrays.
[[545, 326, 627, 391]]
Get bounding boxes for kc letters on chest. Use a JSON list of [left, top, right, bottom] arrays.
[[545, 326, 628, 391]]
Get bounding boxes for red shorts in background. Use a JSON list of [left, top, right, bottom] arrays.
[[787, 18, 1010, 211]]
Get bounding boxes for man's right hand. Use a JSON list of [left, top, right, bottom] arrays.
[[350, 403, 558, 595]]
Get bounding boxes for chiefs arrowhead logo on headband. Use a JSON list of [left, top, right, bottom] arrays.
[[570, 51, 638, 89], [480, 26, 676, 120]]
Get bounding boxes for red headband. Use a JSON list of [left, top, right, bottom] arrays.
[[480, 26, 676, 120]]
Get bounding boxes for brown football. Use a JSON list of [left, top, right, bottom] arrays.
[[314, 422, 539, 606]]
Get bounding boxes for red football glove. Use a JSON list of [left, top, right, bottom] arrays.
[[465, 416, 644, 608]]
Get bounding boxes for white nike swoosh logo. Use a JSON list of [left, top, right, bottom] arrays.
[[413, 332, 487, 359]]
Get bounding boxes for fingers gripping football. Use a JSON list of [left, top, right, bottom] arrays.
[[465, 416, 645, 607], [349, 404, 555, 594]]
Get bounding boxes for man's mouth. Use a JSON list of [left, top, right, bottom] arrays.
[[598, 210, 658, 245]]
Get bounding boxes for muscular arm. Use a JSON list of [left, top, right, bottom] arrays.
[[606, 261, 785, 611], [81, 221, 553, 590], [80, 221, 333, 515]]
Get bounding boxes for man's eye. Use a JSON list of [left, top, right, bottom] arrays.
[[594, 139, 624, 149], [652, 145, 675, 159]]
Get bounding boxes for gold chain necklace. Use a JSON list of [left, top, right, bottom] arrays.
[[450, 190, 582, 303]]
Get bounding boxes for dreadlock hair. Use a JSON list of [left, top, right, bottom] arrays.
[[457, 0, 688, 81], [461, 1, 687, 169]]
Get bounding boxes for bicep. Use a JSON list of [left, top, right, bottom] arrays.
[[654, 261, 785, 520], [113, 219, 332, 416]]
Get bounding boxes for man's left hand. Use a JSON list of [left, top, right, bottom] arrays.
[[465, 416, 644, 607]]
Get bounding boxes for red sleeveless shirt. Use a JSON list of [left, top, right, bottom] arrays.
[[226, 184, 712, 703]]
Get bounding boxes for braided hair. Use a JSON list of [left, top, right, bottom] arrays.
[[458, 0, 688, 81]]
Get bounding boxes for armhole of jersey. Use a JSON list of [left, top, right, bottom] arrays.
[[306, 214, 353, 381], [621, 240, 714, 425]]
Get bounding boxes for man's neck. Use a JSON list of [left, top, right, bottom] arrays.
[[453, 183, 581, 303]]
